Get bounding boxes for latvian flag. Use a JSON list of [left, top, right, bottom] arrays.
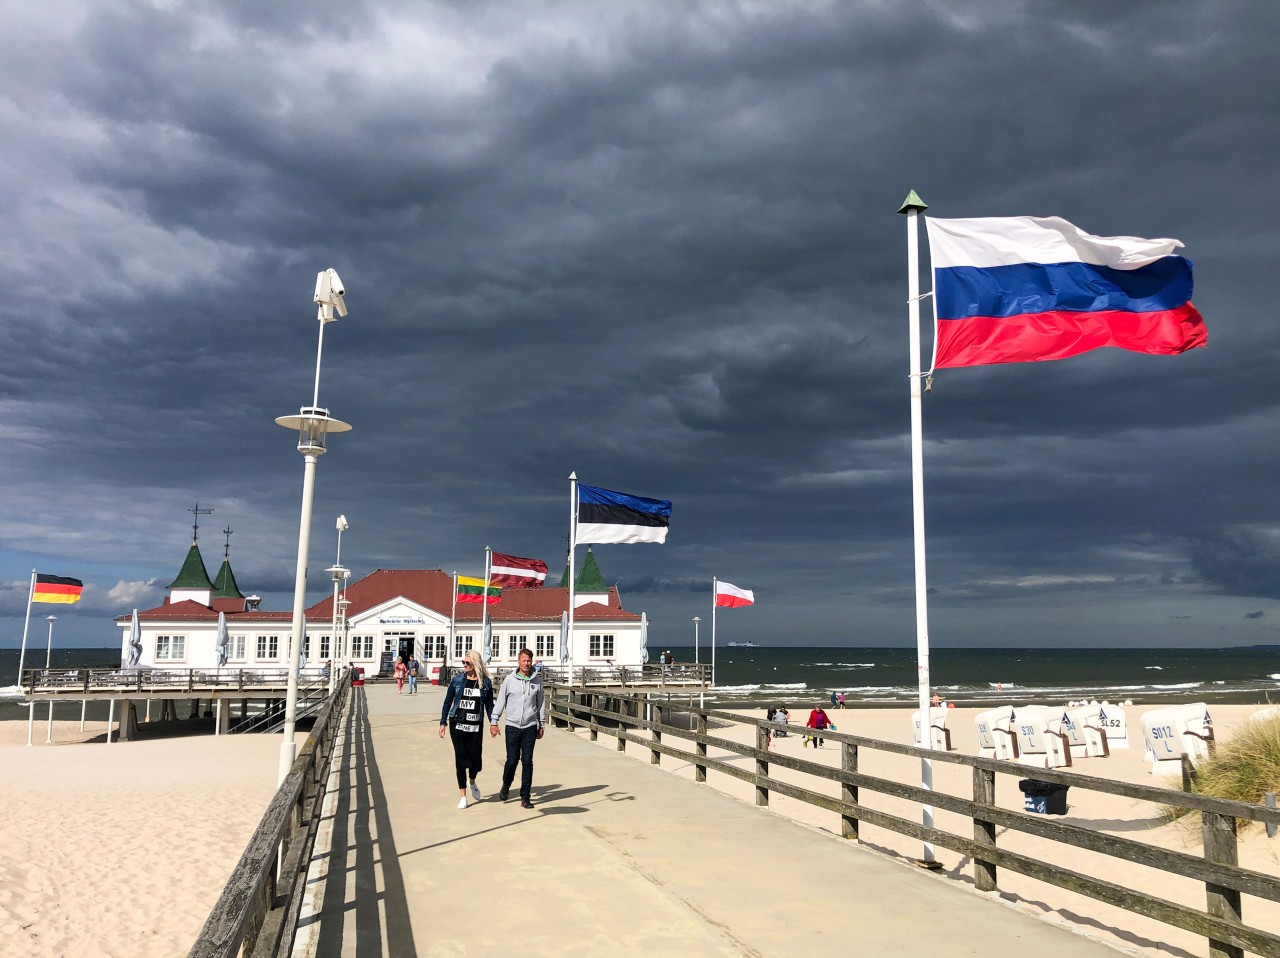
[[34, 574, 84, 604], [457, 576, 501, 605], [490, 552, 548, 589], [576, 483, 672, 545], [715, 580, 754, 609]]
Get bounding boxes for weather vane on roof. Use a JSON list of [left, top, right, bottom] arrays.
[[222, 525, 234, 559], [188, 502, 213, 542]]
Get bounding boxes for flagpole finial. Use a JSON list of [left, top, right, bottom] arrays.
[[898, 190, 928, 214], [569, 471, 576, 480]]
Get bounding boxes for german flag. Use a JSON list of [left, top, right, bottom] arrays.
[[456, 575, 501, 605], [33, 574, 83, 604]]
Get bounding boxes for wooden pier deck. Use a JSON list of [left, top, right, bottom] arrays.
[[290, 683, 1125, 958]]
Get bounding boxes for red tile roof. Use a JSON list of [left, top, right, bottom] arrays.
[[118, 569, 639, 625]]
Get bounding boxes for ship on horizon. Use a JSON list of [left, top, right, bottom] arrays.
[[725, 641, 758, 648]]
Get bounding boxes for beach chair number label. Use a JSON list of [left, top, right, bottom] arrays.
[[1150, 724, 1176, 754]]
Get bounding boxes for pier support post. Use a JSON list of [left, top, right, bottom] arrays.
[[973, 766, 998, 891], [841, 741, 859, 841], [755, 725, 769, 807], [695, 711, 708, 783], [1202, 811, 1243, 958], [650, 702, 662, 765]]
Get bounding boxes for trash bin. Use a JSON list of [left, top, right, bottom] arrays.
[[1019, 778, 1068, 814], [351, 666, 364, 687]]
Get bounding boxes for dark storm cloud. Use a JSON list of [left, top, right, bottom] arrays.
[[3, 1, 1279, 649]]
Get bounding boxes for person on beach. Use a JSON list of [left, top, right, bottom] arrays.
[[490, 648, 546, 809], [806, 704, 831, 747], [439, 650, 495, 808], [774, 706, 789, 737], [393, 656, 408, 694], [407, 655, 420, 694], [837, 692, 845, 709]]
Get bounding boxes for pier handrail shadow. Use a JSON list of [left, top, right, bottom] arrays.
[[548, 685, 1280, 958], [187, 670, 350, 958]]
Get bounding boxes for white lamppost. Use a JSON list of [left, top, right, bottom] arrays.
[[44, 615, 56, 743], [338, 597, 351, 662], [692, 616, 701, 666], [326, 515, 350, 692], [274, 268, 352, 783]]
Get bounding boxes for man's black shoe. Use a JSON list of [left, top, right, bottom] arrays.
[[520, 799, 535, 809], [498, 788, 510, 802]]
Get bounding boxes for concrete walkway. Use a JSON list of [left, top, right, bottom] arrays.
[[293, 683, 1126, 958]]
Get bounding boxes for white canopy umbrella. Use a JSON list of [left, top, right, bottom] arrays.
[[215, 611, 229, 667], [639, 612, 649, 665], [558, 611, 569, 664], [125, 609, 143, 668]]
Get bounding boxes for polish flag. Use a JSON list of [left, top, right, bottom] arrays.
[[715, 581, 754, 608]]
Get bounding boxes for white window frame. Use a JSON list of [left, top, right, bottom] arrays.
[[535, 634, 555, 659], [354, 635, 374, 658], [320, 634, 331, 660], [589, 633, 614, 658], [257, 634, 279, 660], [156, 634, 186, 661], [228, 635, 246, 662]]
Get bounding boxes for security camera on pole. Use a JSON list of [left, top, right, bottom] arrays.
[[275, 268, 352, 783]]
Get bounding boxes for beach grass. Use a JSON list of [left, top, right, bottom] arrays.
[[1163, 715, 1280, 825]]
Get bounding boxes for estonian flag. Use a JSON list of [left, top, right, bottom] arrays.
[[576, 483, 672, 545]]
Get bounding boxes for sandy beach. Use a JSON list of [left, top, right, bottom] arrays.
[[575, 698, 1280, 958], [0, 719, 291, 958]]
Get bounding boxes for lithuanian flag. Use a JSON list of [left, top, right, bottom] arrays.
[[456, 575, 501, 605], [34, 574, 84, 604]]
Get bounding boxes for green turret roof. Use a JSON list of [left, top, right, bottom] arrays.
[[557, 548, 609, 592], [168, 543, 214, 591], [212, 558, 244, 599], [576, 548, 607, 592]]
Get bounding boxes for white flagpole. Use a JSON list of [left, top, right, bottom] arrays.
[[449, 571, 457, 670], [901, 189, 936, 866], [711, 576, 717, 689], [567, 473, 578, 686], [16, 570, 36, 693], [483, 547, 493, 663]]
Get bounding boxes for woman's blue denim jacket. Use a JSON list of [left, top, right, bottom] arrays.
[[440, 671, 495, 725]]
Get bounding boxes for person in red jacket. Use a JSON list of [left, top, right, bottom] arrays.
[[806, 705, 831, 747]]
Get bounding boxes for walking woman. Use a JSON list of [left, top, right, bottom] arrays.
[[393, 655, 408, 694], [438, 649, 495, 808]]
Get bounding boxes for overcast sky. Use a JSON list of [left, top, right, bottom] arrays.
[[2, 1, 1277, 651]]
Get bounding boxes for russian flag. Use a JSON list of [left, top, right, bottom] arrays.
[[926, 215, 1207, 368]]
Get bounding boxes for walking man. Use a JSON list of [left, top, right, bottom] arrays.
[[490, 648, 546, 809]]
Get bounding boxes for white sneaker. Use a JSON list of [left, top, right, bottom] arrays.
[[469, 783, 482, 802], [457, 796, 468, 809]]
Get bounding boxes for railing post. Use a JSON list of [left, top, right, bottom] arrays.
[[1202, 810, 1243, 958], [589, 693, 599, 742], [972, 766, 998, 891], [696, 710, 708, 783], [650, 702, 662, 765], [617, 697, 627, 752], [755, 724, 769, 807], [566, 688, 577, 732], [841, 740, 859, 841]]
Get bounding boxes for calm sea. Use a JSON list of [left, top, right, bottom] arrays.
[[2, 646, 1278, 718]]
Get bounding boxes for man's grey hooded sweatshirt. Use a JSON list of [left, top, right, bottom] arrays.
[[491, 670, 547, 729]]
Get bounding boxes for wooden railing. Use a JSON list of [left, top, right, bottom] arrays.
[[549, 687, 1280, 958], [527, 662, 708, 687], [22, 667, 331, 695], [188, 673, 351, 958]]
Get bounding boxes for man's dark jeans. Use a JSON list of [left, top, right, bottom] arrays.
[[502, 724, 538, 801]]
